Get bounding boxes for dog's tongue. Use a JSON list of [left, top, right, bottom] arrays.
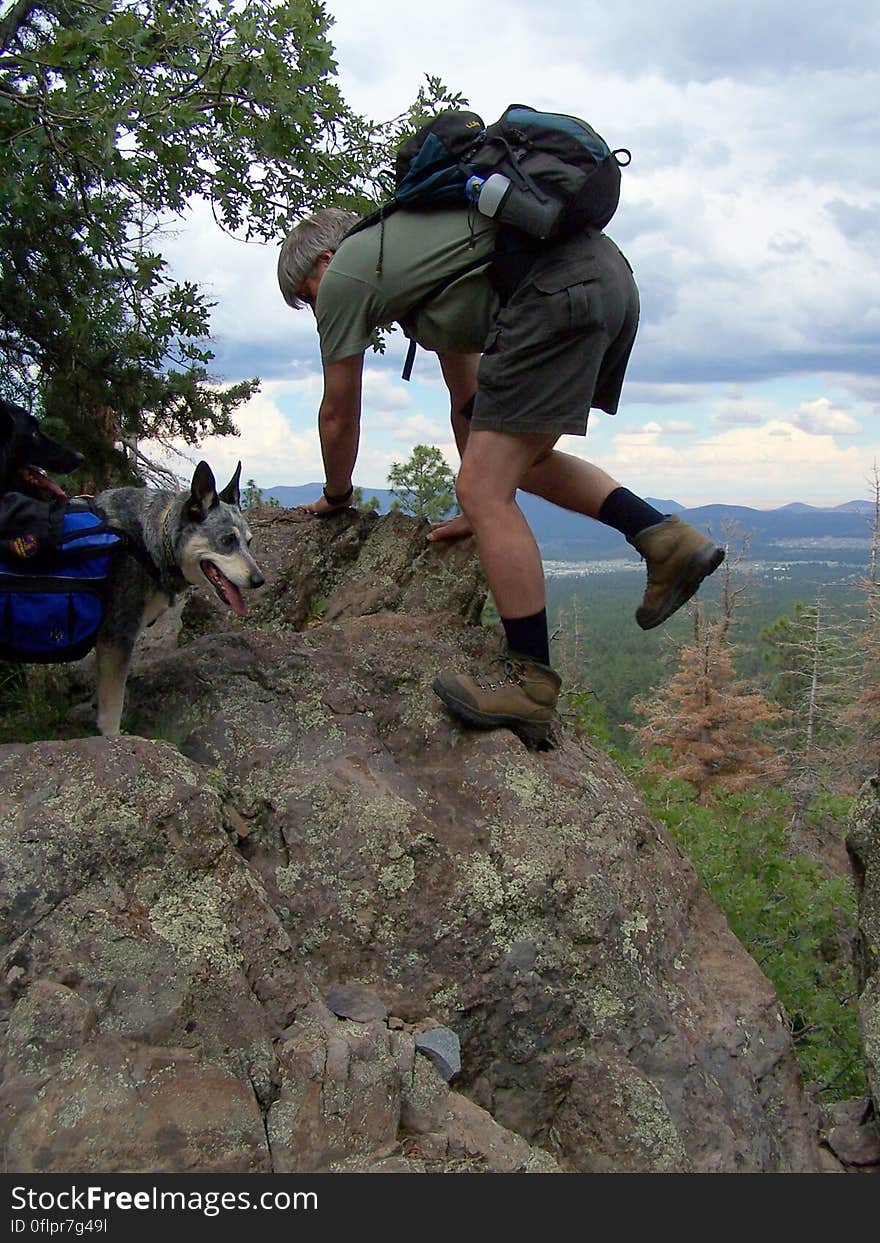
[[202, 562, 248, 616], [224, 581, 247, 617], [18, 467, 68, 499]]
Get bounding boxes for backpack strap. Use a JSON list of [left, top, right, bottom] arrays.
[[115, 529, 164, 586], [402, 337, 419, 383]]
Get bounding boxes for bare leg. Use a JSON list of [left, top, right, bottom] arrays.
[[522, 449, 620, 518], [433, 351, 623, 541], [430, 441, 622, 542], [455, 428, 559, 619]]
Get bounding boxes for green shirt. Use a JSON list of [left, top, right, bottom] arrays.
[[316, 208, 498, 365]]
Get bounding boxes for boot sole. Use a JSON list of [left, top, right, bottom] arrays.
[[432, 680, 554, 745], [637, 542, 726, 630]]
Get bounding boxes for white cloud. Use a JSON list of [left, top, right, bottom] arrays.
[[160, 198, 298, 354], [362, 368, 413, 412], [388, 414, 449, 443], [145, 0, 880, 507], [144, 385, 324, 488], [624, 383, 704, 405], [791, 398, 861, 436], [573, 419, 871, 507]]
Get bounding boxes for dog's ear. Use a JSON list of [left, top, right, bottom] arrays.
[[186, 461, 220, 521], [219, 461, 242, 508]]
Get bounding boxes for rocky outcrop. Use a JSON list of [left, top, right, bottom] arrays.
[[0, 508, 825, 1172], [0, 736, 555, 1173], [844, 776, 880, 1168], [818, 1098, 880, 1173]]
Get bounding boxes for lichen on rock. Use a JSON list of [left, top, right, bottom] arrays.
[[0, 509, 828, 1173]]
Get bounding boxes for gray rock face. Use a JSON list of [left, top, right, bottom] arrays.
[[0, 509, 824, 1172], [847, 777, 880, 1132]]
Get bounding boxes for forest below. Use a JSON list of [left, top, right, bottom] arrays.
[[545, 558, 866, 750], [543, 532, 878, 1105]]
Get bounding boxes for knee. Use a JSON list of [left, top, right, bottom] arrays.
[[456, 460, 496, 521], [455, 468, 478, 519], [529, 445, 555, 472], [456, 463, 512, 525]]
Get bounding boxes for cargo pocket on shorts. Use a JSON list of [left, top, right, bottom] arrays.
[[532, 259, 602, 337], [481, 321, 503, 356]]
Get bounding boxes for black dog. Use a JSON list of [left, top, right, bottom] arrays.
[[0, 398, 83, 553], [0, 398, 83, 498]]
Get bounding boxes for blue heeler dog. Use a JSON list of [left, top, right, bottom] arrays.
[[94, 460, 264, 735]]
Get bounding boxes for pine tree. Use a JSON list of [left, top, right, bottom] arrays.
[[837, 464, 880, 779], [632, 546, 787, 799], [387, 444, 456, 522], [761, 591, 857, 831]]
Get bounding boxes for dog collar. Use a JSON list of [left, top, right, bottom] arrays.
[[157, 504, 185, 598]]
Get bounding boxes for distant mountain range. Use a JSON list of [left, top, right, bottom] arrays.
[[264, 485, 875, 564]]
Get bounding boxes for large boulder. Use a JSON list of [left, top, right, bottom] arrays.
[[0, 509, 823, 1172], [0, 735, 555, 1174], [847, 777, 880, 1122]]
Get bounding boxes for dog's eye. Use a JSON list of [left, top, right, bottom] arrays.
[[222, 533, 238, 549]]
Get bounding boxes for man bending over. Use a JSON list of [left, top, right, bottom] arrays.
[[278, 204, 723, 743]]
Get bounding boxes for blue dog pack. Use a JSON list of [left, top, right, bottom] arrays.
[[0, 502, 123, 663]]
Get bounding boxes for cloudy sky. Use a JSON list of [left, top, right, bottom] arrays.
[[157, 0, 880, 509]]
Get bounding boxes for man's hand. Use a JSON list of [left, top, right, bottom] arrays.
[[298, 495, 354, 517], [427, 513, 473, 542]]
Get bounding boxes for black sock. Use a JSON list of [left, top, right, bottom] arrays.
[[502, 609, 550, 667], [598, 487, 664, 541]]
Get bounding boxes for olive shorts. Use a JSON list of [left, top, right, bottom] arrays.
[[470, 230, 640, 437]]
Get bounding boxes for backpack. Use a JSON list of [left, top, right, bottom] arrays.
[[371, 104, 630, 241], [467, 105, 631, 238], [0, 501, 124, 663], [347, 105, 630, 378]]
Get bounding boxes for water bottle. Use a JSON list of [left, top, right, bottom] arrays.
[[476, 173, 512, 217], [473, 172, 563, 240]]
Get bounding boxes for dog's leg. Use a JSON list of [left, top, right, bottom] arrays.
[[95, 637, 134, 736]]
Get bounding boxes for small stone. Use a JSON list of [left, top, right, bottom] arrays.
[[224, 806, 253, 839], [827, 1122, 880, 1167], [324, 985, 389, 1024], [410, 1131, 449, 1162], [415, 1027, 461, 1082], [827, 1097, 871, 1128], [388, 1016, 405, 1030], [817, 1148, 846, 1174]]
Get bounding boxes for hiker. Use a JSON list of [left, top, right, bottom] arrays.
[[278, 199, 723, 741]]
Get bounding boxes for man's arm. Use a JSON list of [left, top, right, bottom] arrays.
[[300, 353, 364, 515]]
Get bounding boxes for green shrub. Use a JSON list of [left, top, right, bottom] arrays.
[[638, 778, 864, 1100], [0, 663, 86, 744]]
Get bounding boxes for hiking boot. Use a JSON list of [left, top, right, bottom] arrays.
[[433, 653, 561, 744], [629, 515, 725, 630]]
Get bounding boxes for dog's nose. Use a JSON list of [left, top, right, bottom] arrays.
[[250, 571, 265, 589]]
